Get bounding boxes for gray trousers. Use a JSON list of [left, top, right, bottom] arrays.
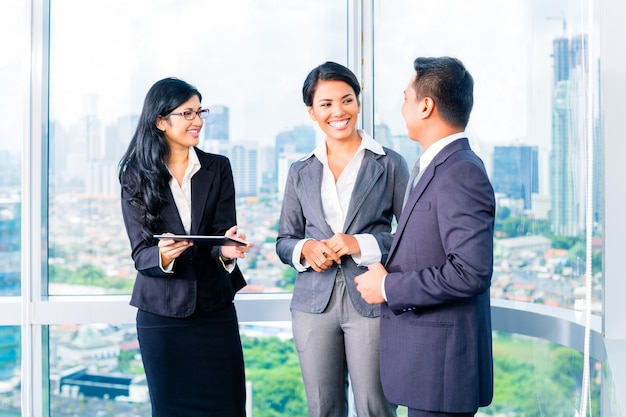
[[292, 271, 397, 417]]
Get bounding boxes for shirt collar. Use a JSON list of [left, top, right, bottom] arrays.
[[301, 129, 386, 163], [188, 146, 201, 173], [168, 147, 201, 182], [419, 131, 466, 171]]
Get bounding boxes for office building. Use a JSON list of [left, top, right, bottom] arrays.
[[492, 145, 539, 210]]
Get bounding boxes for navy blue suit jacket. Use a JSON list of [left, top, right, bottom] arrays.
[[380, 138, 495, 412], [121, 148, 246, 318]]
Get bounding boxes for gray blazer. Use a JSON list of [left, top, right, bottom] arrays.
[[276, 147, 409, 318]]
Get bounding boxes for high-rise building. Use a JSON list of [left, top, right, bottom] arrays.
[[258, 145, 277, 194], [390, 134, 422, 170], [0, 195, 19, 392], [229, 142, 258, 198], [550, 35, 590, 237], [0, 196, 20, 296], [275, 125, 316, 155], [274, 125, 317, 194], [204, 105, 229, 141], [492, 145, 539, 210], [373, 121, 393, 148]]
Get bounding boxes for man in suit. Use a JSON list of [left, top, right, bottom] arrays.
[[355, 56, 495, 417]]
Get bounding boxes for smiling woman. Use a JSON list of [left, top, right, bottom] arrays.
[[118, 76, 253, 416], [277, 61, 409, 417]]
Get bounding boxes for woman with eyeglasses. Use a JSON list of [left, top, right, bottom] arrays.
[[118, 77, 251, 416], [276, 62, 409, 416]]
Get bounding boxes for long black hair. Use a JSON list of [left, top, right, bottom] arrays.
[[118, 77, 202, 242]]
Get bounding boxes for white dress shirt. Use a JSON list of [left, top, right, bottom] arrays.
[[159, 147, 200, 272], [412, 131, 467, 186], [160, 147, 234, 273], [170, 147, 202, 234]]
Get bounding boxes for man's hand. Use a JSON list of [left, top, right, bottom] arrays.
[[355, 262, 388, 304]]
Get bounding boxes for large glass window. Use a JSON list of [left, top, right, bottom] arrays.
[[49, 323, 305, 417], [2, 0, 622, 415], [372, 0, 602, 314], [0, 1, 24, 297], [47, 0, 347, 295], [47, 324, 619, 416], [0, 1, 25, 412]]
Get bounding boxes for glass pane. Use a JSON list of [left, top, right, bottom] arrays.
[[50, 323, 151, 416], [483, 331, 612, 415], [47, 0, 347, 295], [50, 323, 306, 417], [49, 325, 622, 416], [0, 326, 20, 414], [240, 323, 305, 416], [373, 0, 602, 313], [0, 1, 24, 297]]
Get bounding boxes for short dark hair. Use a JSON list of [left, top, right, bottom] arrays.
[[302, 61, 361, 106], [412, 57, 474, 128]]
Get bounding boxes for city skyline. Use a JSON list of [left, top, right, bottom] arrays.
[[1, 0, 598, 155]]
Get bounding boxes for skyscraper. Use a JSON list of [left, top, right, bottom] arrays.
[[229, 143, 258, 198], [274, 125, 316, 195], [492, 145, 538, 210], [204, 105, 229, 141], [550, 35, 589, 237], [275, 125, 316, 155]]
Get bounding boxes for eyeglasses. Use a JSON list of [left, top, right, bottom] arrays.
[[168, 108, 210, 120]]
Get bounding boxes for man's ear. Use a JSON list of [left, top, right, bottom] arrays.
[[421, 97, 435, 119], [307, 107, 317, 121]]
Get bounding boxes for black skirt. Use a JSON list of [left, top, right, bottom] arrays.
[[137, 304, 246, 417]]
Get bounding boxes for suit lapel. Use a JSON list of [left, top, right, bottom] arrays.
[[387, 138, 470, 262], [161, 188, 187, 234], [343, 151, 383, 233], [298, 158, 335, 237], [387, 172, 431, 258], [190, 154, 216, 235]]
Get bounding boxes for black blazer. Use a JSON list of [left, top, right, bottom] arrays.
[[121, 148, 246, 318]]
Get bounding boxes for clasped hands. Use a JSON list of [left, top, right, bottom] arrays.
[[301, 233, 358, 273], [302, 233, 387, 305]]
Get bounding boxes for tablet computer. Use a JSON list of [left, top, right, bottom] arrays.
[[153, 235, 249, 246]]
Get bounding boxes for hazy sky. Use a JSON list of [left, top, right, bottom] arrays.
[[1, 0, 596, 155]]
